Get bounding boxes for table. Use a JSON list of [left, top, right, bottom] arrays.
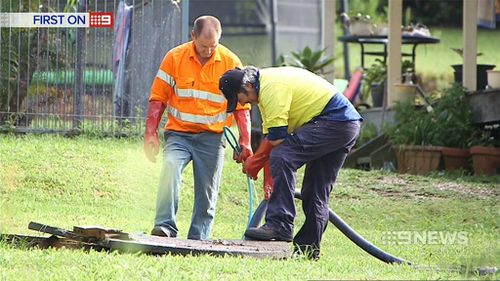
[[338, 35, 440, 68]]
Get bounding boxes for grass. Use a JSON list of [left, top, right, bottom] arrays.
[[335, 27, 500, 79], [1, 134, 499, 280], [223, 26, 500, 88]]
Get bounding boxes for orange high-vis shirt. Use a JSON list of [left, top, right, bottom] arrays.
[[149, 41, 249, 134]]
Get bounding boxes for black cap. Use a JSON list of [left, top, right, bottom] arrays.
[[219, 68, 244, 113]]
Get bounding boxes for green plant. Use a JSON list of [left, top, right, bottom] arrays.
[[340, 12, 373, 24], [431, 83, 480, 148], [450, 48, 483, 58], [342, 0, 387, 23], [361, 59, 414, 102], [354, 122, 378, 148], [468, 126, 500, 147], [387, 83, 487, 148], [277, 46, 336, 75], [386, 100, 438, 146], [361, 59, 387, 101]]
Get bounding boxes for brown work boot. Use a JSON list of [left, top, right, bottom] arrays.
[[150, 226, 176, 238], [244, 224, 292, 242]]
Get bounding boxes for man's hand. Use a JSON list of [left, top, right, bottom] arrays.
[[144, 100, 166, 163], [144, 137, 160, 163]]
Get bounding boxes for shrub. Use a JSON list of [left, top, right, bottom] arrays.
[[386, 83, 484, 148], [277, 46, 336, 76]]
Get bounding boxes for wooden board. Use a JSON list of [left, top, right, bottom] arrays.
[[0, 234, 106, 251]]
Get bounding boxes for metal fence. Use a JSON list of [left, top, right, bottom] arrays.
[[0, 0, 181, 135], [1, 0, 322, 135]]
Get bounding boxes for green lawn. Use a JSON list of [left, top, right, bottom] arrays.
[[223, 26, 500, 88], [335, 27, 500, 79], [1, 135, 499, 280]]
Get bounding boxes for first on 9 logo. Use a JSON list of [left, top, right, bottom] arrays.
[[89, 12, 113, 28]]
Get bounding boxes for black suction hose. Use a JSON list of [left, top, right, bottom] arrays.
[[242, 132, 497, 275], [324, 199, 409, 265], [247, 190, 409, 265], [247, 191, 498, 275]]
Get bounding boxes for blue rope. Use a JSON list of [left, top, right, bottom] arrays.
[[223, 126, 255, 228]]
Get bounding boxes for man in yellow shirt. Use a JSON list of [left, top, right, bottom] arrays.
[[144, 16, 252, 240], [219, 66, 362, 259]]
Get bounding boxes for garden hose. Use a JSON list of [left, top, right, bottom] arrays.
[[223, 127, 255, 227], [248, 191, 498, 276]]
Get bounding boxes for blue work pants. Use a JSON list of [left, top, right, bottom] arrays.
[[266, 120, 360, 251]]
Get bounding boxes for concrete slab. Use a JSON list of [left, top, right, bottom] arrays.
[[105, 233, 291, 259]]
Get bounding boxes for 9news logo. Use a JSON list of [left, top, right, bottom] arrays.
[[89, 12, 113, 28]]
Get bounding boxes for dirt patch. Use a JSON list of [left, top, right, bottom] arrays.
[[368, 176, 499, 200], [93, 189, 112, 198], [377, 176, 409, 187], [1, 166, 20, 192], [432, 182, 499, 199], [334, 192, 362, 202]]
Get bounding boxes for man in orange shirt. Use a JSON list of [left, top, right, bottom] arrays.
[[144, 15, 252, 240]]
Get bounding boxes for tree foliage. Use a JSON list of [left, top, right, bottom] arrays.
[[343, 0, 464, 27]]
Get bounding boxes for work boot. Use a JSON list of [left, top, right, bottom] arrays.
[[244, 224, 292, 242], [150, 226, 176, 238]]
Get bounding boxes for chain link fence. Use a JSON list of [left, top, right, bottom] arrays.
[[0, 0, 181, 135], [1, 0, 321, 136]]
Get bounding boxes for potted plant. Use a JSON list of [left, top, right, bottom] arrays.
[[450, 48, 495, 90], [388, 83, 499, 174], [362, 60, 415, 107], [431, 84, 475, 172], [386, 101, 442, 175], [361, 59, 386, 107], [393, 60, 418, 105], [340, 12, 374, 36], [469, 129, 500, 176]]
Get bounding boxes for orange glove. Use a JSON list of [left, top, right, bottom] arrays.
[[263, 161, 274, 201], [243, 138, 273, 180], [144, 100, 166, 163], [233, 109, 253, 163]]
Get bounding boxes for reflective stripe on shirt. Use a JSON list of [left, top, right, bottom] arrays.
[[157, 69, 226, 104], [156, 69, 174, 87], [167, 106, 228, 125], [176, 88, 226, 104]]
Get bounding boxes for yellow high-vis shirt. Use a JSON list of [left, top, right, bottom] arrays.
[[258, 67, 338, 134]]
